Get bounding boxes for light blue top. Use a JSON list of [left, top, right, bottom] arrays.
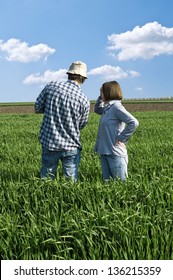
[[94, 96, 139, 156]]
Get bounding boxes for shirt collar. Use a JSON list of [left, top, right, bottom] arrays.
[[107, 100, 121, 107], [67, 80, 80, 88], [108, 100, 121, 105]]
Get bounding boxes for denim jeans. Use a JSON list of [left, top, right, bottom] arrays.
[[100, 154, 128, 181], [41, 147, 81, 180]]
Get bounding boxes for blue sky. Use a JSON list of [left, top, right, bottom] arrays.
[[1, 0, 173, 102]]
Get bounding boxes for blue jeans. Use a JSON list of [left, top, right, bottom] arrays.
[[100, 154, 128, 181], [41, 147, 81, 180]]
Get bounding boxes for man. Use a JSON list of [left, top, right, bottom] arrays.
[[35, 61, 90, 180]]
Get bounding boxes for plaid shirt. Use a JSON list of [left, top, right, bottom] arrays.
[[35, 80, 90, 151]]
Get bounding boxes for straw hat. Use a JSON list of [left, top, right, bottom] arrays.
[[66, 61, 87, 78]]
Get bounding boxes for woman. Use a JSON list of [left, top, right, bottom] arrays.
[[94, 81, 139, 181]]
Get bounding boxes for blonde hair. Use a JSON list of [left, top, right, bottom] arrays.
[[102, 81, 123, 101]]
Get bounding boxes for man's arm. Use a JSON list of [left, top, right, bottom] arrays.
[[79, 100, 90, 130], [35, 85, 48, 114]]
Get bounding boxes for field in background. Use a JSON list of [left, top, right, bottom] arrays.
[[1, 98, 173, 114], [1, 111, 173, 260]]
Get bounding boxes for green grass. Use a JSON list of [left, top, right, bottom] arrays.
[[0, 112, 173, 259], [0, 102, 34, 106]]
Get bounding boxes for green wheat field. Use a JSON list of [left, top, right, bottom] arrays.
[[0, 111, 173, 260]]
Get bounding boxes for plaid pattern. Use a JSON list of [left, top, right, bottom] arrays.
[[35, 80, 90, 151]]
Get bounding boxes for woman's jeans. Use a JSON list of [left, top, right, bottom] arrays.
[[100, 154, 128, 181], [41, 147, 81, 180]]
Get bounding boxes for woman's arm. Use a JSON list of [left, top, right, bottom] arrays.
[[115, 105, 139, 143], [94, 88, 105, 115]]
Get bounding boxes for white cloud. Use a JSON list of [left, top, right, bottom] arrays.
[[128, 70, 140, 78], [135, 87, 143, 91], [23, 69, 67, 84], [24, 65, 140, 86], [0, 38, 56, 62], [88, 65, 140, 80], [107, 22, 173, 60]]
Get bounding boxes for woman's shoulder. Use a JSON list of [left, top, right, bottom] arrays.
[[111, 100, 124, 110]]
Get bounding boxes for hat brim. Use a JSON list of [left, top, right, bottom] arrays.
[[66, 71, 87, 78]]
